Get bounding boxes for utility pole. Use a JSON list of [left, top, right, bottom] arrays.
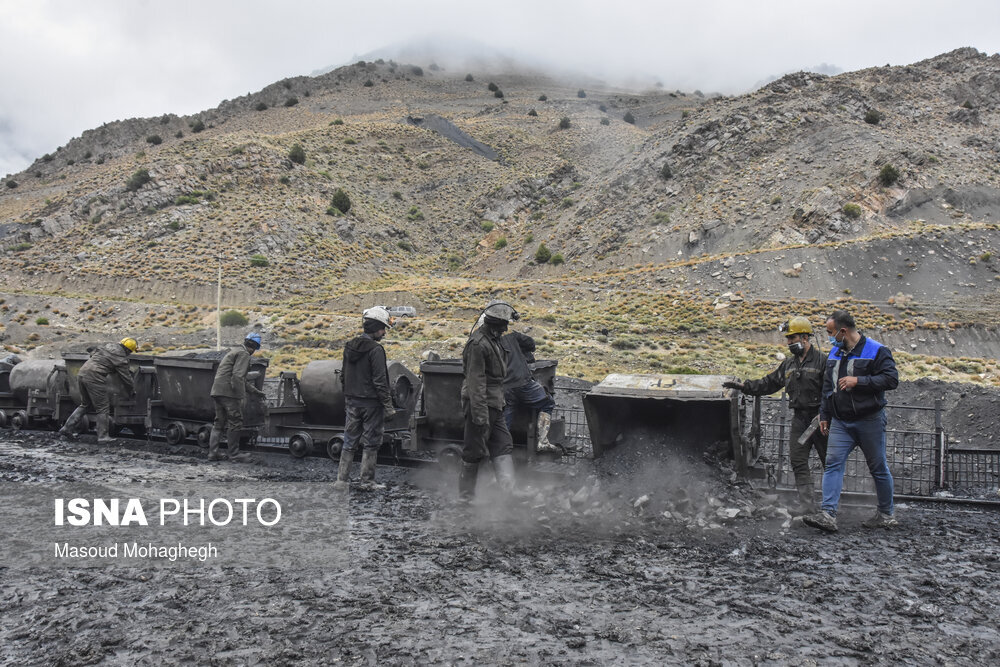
[[216, 254, 222, 351]]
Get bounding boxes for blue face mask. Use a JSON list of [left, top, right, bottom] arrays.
[[828, 335, 837, 346]]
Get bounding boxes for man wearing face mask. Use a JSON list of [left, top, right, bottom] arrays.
[[803, 309, 899, 533], [722, 316, 827, 513], [459, 300, 518, 502]]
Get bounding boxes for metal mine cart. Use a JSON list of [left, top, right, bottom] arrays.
[[62, 353, 157, 437], [7, 360, 75, 430]]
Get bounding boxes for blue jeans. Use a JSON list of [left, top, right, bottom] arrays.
[[503, 380, 555, 429], [821, 410, 894, 515]]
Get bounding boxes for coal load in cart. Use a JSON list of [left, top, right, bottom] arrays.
[[150, 354, 269, 447], [413, 358, 564, 470], [583, 374, 758, 475], [62, 353, 157, 437], [266, 359, 420, 459]]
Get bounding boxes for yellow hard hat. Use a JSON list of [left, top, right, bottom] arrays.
[[782, 316, 812, 337], [120, 337, 138, 353]]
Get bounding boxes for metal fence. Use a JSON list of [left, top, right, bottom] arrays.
[[755, 396, 1000, 499]]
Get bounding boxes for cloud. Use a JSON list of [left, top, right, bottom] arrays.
[[1, 0, 998, 176]]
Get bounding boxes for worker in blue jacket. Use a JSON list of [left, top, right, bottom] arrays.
[[804, 310, 899, 533]]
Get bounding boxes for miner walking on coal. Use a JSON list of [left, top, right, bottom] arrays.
[[459, 300, 518, 502], [208, 332, 266, 462], [59, 337, 138, 443], [804, 310, 899, 532], [501, 326, 558, 453], [724, 316, 827, 513], [334, 306, 396, 491]]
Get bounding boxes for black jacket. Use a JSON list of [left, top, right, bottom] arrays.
[[341, 334, 392, 409], [500, 331, 536, 390], [742, 343, 825, 412], [820, 335, 898, 422], [461, 326, 507, 424]]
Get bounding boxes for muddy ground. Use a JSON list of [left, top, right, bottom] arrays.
[[2, 429, 999, 666]]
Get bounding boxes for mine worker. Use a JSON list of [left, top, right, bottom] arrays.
[[208, 332, 266, 462], [501, 328, 558, 453], [59, 337, 138, 443], [459, 300, 518, 501], [334, 306, 396, 491], [804, 310, 899, 532], [723, 316, 827, 513]]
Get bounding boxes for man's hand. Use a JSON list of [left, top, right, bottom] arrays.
[[820, 420, 830, 436], [837, 376, 859, 391], [383, 407, 397, 422], [722, 381, 745, 392]]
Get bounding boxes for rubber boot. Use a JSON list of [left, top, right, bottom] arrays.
[[356, 449, 385, 491], [458, 461, 479, 503], [96, 414, 114, 444], [535, 412, 558, 453], [59, 406, 88, 439], [227, 428, 252, 463], [333, 451, 353, 491], [492, 454, 518, 494], [795, 482, 817, 515], [207, 427, 225, 461]]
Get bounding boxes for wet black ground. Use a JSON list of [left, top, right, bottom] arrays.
[[1, 430, 999, 666]]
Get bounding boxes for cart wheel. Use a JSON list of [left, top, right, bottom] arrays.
[[196, 424, 213, 448], [327, 435, 344, 460], [164, 421, 187, 445], [10, 410, 28, 430], [0, 409, 7, 428], [289, 432, 313, 459], [437, 444, 463, 475]]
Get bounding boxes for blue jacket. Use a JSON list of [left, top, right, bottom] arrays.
[[820, 335, 898, 422]]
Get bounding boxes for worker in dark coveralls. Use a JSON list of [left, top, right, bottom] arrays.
[[334, 306, 396, 491], [59, 337, 138, 443], [459, 301, 518, 501], [723, 317, 827, 513], [500, 329, 558, 453], [208, 332, 266, 462]]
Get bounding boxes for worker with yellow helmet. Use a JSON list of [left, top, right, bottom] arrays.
[[723, 317, 828, 513], [59, 337, 139, 443]]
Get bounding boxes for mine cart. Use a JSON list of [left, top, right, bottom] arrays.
[[264, 359, 421, 460], [583, 374, 759, 475], [62, 353, 157, 437], [412, 358, 565, 471], [150, 355, 269, 447], [0, 362, 17, 427], [6, 360, 76, 430]]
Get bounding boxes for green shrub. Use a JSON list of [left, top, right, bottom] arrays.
[[326, 206, 341, 216], [600, 117, 610, 125], [652, 211, 670, 225], [174, 130, 183, 138], [220, 310, 249, 327], [842, 203, 862, 219], [146, 135, 162, 145], [487, 82, 499, 92], [331, 188, 351, 213], [410, 66, 423, 76], [534, 242, 552, 263], [126, 168, 151, 191], [611, 338, 638, 350], [551, 253, 564, 265], [558, 117, 571, 130], [392, 191, 403, 200], [288, 144, 306, 164], [35, 317, 49, 325], [494, 89, 504, 99], [249, 254, 269, 268], [560, 198, 574, 208], [770, 195, 782, 205], [167, 221, 182, 231], [864, 109, 882, 125], [12, 243, 32, 252], [465, 73, 474, 82], [190, 119, 205, 133], [494, 237, 507, 249], [623, 111, 635, 124], [255, 102, 268, 111], [279, 175, 291, 185], [527, 109, 537, 117], [4, 180, 17, 189], [397, 240, 413, 251], [284, 97, 298, 107], [878, 164, 900, 186], [407, 206, 424, 221], [525, 232, 534, 243], [577, 89, 586, 98], [363, 79, 374, 87], [660, 163, 672, 179], [446, 254, 463, 271], [538, 94, 547, 102], [344, 138, 356, 145], [480, 221, 494, 232], [175, 195, 199, 205]]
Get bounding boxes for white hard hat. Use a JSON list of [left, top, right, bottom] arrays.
[[483, 300, 518, 322], [363, 306, 394, 328]]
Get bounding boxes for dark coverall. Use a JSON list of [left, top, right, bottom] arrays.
[[742, 343, 828, 506], [210, 346, 265, 451], [500, 331, 554, 429], [78, 343, 134, 417], [461, 325, 513, 463], [340, 333, 393, 453]]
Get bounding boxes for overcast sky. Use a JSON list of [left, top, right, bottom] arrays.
[[1, 0, 998, 178]]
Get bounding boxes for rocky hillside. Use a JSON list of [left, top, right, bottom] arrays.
[[1, 48, 999, 382]]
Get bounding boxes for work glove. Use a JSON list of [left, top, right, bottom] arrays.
[[383, 406, 397, 422], [722, 380, 745, 392]]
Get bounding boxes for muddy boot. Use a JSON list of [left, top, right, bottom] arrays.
[[59, 406, 87, 439], [333, 451, 353, 491], [458, 461, 479, 503], [535, 412, 558, 453], [207, 427, 225, 461], [227, 429, 253, 463], [803, 510, 838, 533], [356, 449, 385, 491], [96, 414, 114, 444], [492, 454, 517, 494], [795, 482, 817, 515]]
